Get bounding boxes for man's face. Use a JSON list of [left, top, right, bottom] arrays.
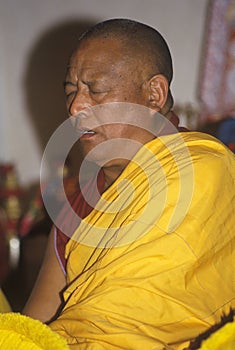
[[64, 37, 155, 165]]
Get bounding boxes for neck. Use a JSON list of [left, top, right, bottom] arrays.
[[102, 161, 129, 190]]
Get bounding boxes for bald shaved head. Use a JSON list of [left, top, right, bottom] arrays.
[[77, 19, 174, 112]]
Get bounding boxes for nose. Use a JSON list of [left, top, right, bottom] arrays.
[[68, 89, 92, 117]]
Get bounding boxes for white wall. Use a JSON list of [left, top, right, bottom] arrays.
[[0, 0, 208, 185]]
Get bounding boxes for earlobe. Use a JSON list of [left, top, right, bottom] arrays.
[[148, 74, 169, 110]]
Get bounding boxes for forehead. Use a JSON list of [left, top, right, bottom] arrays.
[[72, 37, 124, 61], [67, 37, 136, 79]]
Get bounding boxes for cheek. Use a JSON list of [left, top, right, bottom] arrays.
[[104, 81, 145, 104], [101, 124, 128, 139], [123, 86, 146, 104], [66, 98, 71, 112], [65, 93, 76, 114], [109, 125, 137, 139]]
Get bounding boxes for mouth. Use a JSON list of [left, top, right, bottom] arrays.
[[78, 128, 96, 139]]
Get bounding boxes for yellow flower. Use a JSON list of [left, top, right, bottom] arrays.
[[0, 312, 69, 350], [200, 318, 235, 350]]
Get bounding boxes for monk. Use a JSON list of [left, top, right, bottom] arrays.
[[23, 19, 235, 349]]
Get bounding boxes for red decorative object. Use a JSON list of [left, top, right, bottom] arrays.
[[0, 164, 23, 271], [198, 0, 235, 121], [0, 215, 9, 284]]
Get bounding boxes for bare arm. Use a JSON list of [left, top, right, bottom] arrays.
[[23, 227, 66, 323]]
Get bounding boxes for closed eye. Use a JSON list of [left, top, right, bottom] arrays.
[[63, 81, 77, 98], [86, 81, 111, 96], [87, 83, 103, 95], [89, 89, 106, 95], [65, 91, 76, 98]]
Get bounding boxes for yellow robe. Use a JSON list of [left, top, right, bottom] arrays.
[[50, 132, 235, 349]]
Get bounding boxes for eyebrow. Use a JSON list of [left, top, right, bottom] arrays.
[[63, 81, 77, 88]]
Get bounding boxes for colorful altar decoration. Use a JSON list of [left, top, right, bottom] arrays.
[[0, 164, 23, 271], [198, 0, 235, 122]]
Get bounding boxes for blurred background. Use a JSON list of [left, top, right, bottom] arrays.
[[0, 0, 234, 311]]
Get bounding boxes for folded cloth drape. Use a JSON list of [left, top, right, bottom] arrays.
[[50, 132, 235, 350]]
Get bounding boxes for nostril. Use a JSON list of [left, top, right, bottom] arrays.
[[69, 108, 91, 130], [77, 111, 88, 119], [69, 96, 92, 118]]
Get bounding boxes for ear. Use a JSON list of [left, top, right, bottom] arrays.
[[146, 74, 169, 111]]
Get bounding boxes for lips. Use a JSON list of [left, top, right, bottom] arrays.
[[82, 129, 95, 134], [78, 128, 96, 139]]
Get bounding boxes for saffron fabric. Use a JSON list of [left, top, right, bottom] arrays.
[[50, 132, 235, 349]]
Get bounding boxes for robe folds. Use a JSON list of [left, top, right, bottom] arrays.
[[50, 132, 235, 350]]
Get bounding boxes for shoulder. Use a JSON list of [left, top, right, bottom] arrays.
[[155, 131, 235, 207], [180, 131, 233, 155], [179, 131, 235, 173]]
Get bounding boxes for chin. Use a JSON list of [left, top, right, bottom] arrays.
[[102, 158, 130, 169]]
